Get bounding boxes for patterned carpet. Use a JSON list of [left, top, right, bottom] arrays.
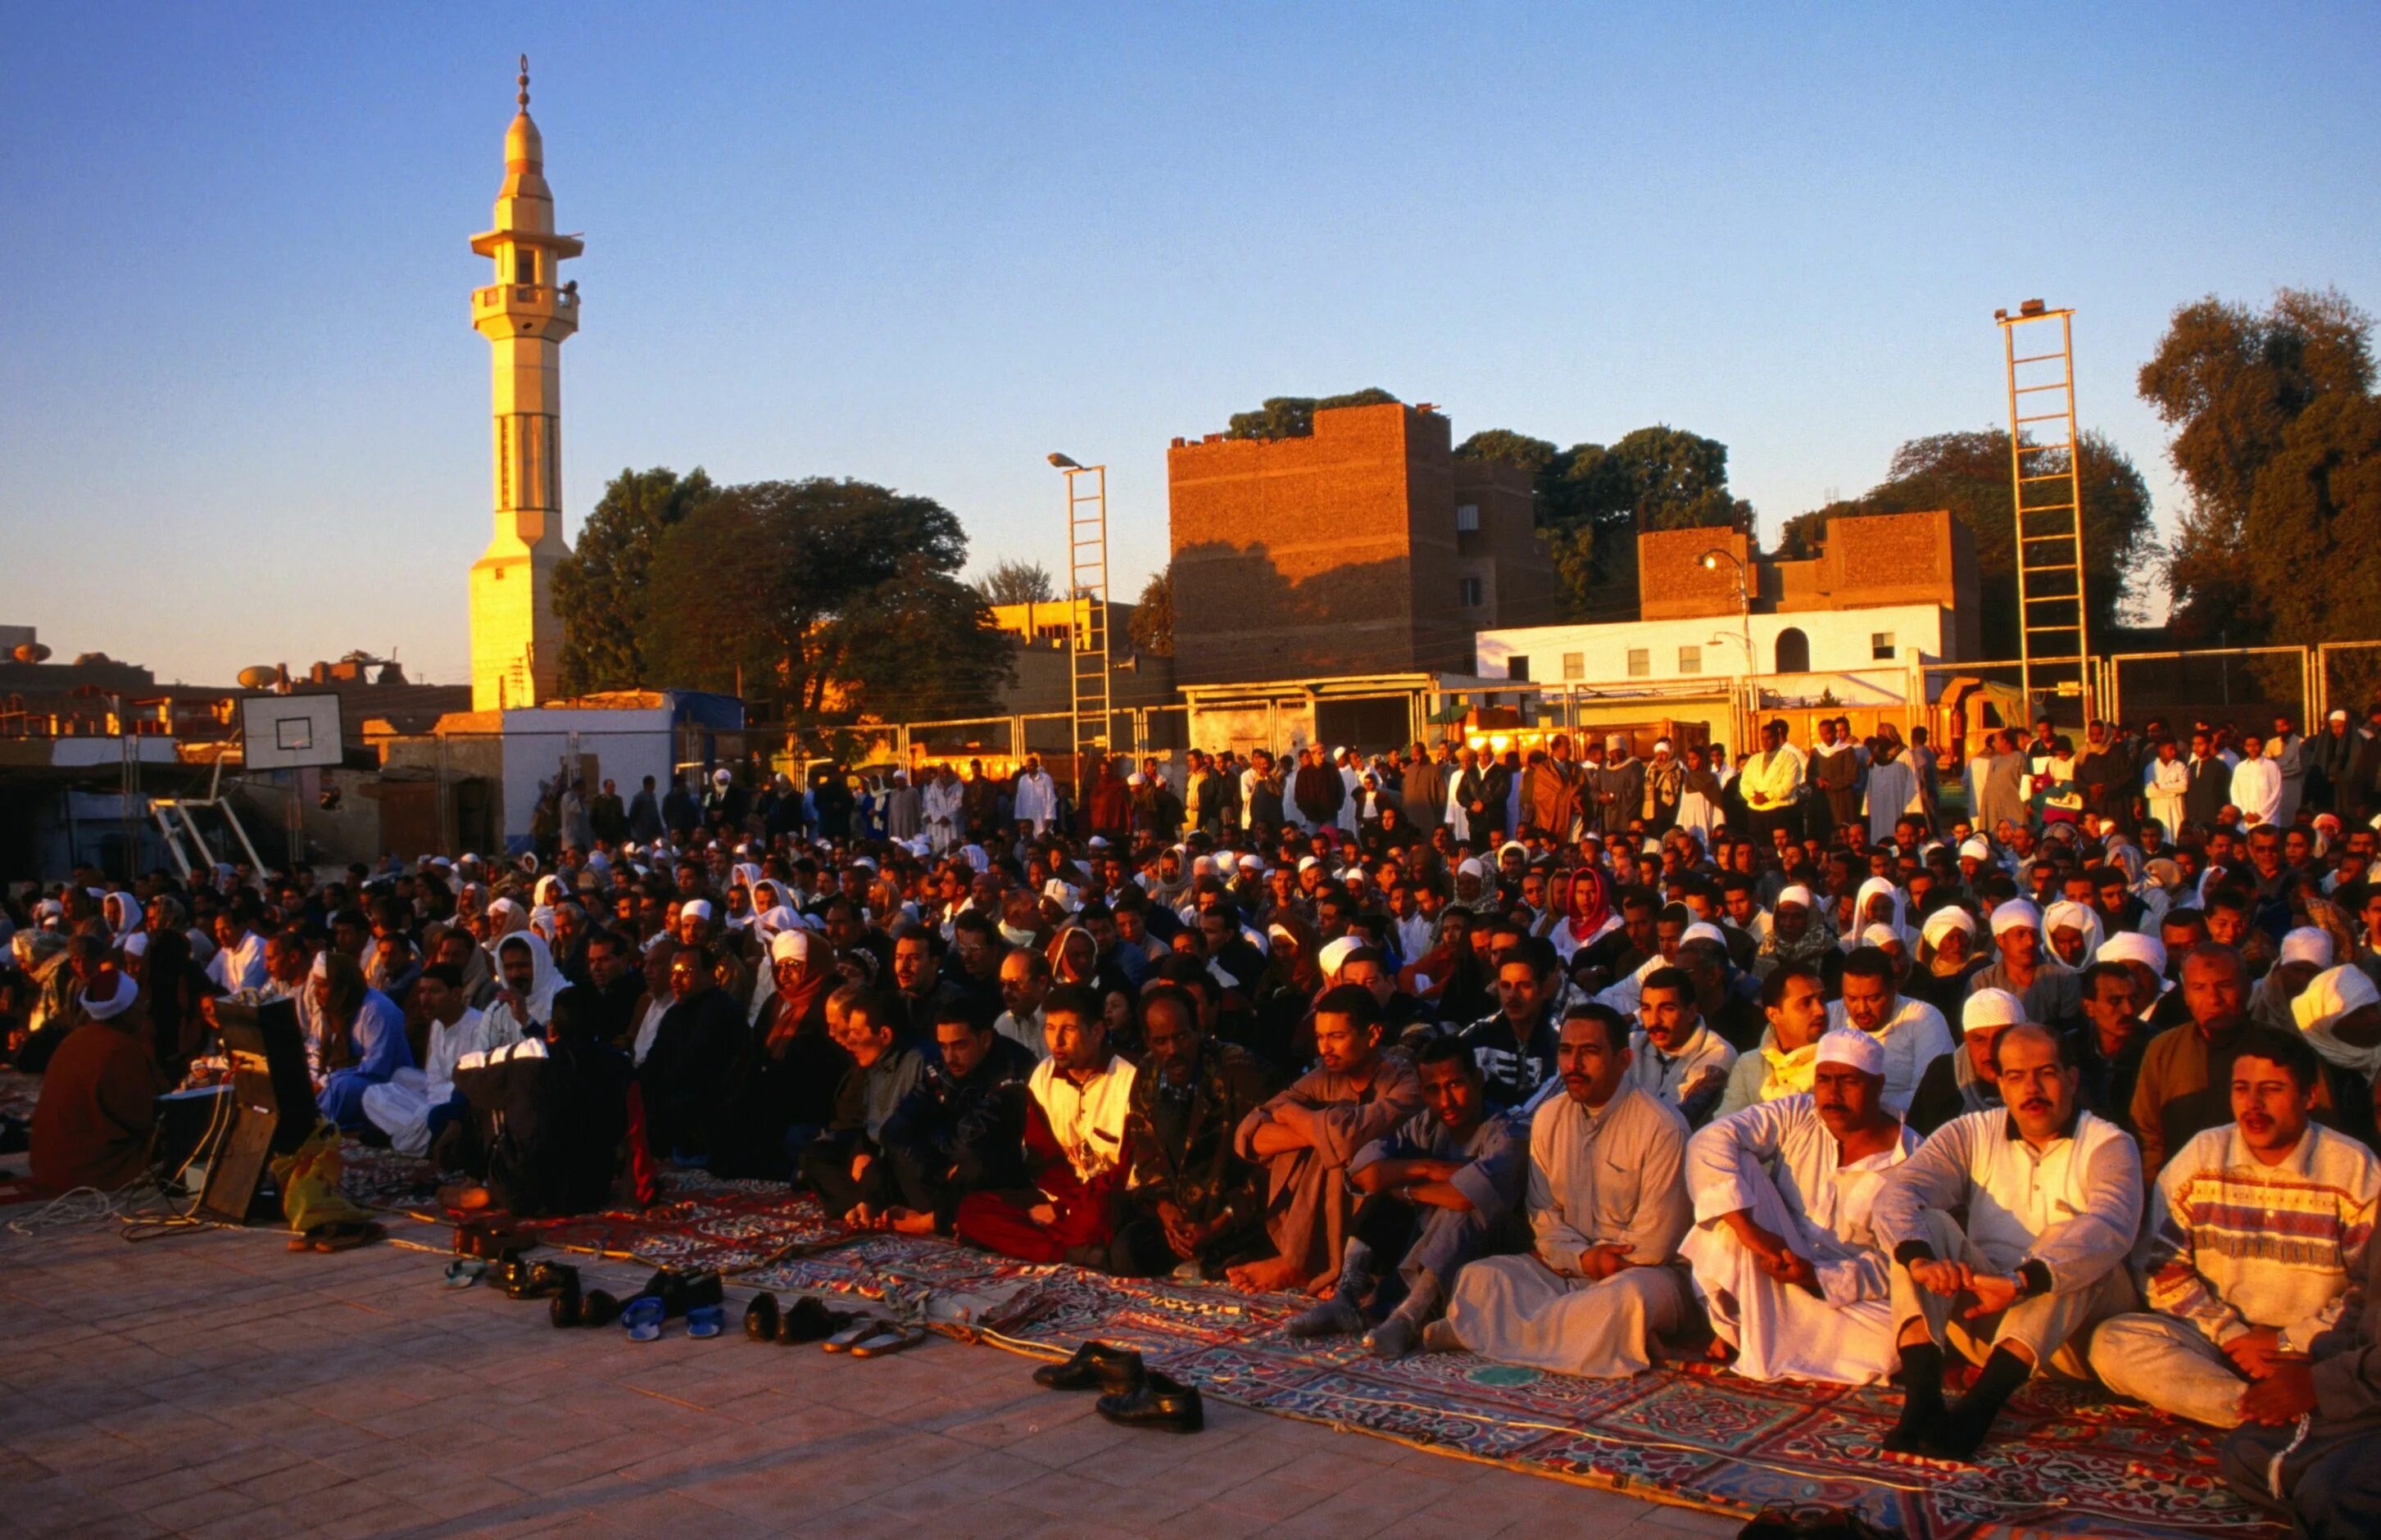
[[343, 1153, 2282, 1540]]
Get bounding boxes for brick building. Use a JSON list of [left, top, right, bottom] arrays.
[[1166, 401, 1564, 686]]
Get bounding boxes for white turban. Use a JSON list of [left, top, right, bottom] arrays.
[[1776, 885, 1816, 912], [1958, 837, 1992, 863], [2279, 928, 2335, 970], [1457, 858, 1487, 880], [769, 929, 813, 965], [680, 899, 714, 923], [2293, 966, 2381, 1075], [1989, 899, 2041, 938], [1962, 987, 2028, 1035], [1237, 854, 1265, 874], [755, 905, 801, 938], [1043, 880, 1083, 914], [1317, 935, 1363, 981], [1814, 1028, 1885, 1076], [1680, 922, 1727, 949], [1920, 907, 1976, 947], [1860, 922, 1903, 950], [2096, 931, 2166, 975]]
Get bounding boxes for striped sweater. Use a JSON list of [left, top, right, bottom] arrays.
[[2136, 1122, 2379, 1353]]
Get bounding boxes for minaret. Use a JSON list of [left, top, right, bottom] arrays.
[[468, 57, 583, 710]]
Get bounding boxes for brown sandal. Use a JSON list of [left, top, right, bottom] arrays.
[[309, 1221, 386, 1252]]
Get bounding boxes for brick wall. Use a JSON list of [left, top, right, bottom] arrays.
[[1639, 528, 1749, 620]]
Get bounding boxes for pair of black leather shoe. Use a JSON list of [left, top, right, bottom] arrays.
[[1033, 1341, 1203, 1434], [550, 1278, 620, 1328], [506, 1259, 579, 1302], [743, 1292, 851, 1345]]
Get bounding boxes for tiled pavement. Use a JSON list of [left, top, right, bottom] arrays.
[[0, 1215, 1738, 1538]]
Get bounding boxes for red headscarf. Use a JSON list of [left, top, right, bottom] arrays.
[[1566, 863, 1613, 941]]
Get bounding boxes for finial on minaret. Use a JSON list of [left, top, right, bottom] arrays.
[[517, 55, 530, 109]]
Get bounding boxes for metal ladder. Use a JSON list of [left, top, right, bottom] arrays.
[[1997, 300, 2093, 722], [1061, 463, 1113, 795]]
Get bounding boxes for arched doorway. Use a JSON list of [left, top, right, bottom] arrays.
[[1774, 627, 1810, 673]]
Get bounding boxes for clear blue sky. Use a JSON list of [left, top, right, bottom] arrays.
[[3, 3, 2374, 686]]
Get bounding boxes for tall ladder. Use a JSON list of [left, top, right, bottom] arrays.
[[1996, 300, 2093, 722], [1060, 461, 1113, 799]]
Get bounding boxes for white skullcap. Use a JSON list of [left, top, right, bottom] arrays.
[[1043, 880, 1082, 914], [1776, 884, 1815, 911], [1498, 841, 1528, 862], [1920, 907, 1976, 946], [2043, 899, 2094, 936], [1962, 987, 2028, 1035], [2096, 931, 2166, 973], [1297, 855, 1321, 872], [1317, 935, 1363, 979], [1814, 1028, 1885, 1076], [713, 768, 732, 784], [1237, 854, 1264, 873], [1458, 858, 1487, 880], [1989, 899, 2041, 938], [1127, 772, 1145, 786], [2295, 964, 2381, 1035], [1861, 922, 1903, 949], [680, 899, 714, 923], [1653, 738, 1671, 752], [1680, 922, 1727, 948], [769, 929, 812, 964], [2279, 927, 2334, 970], [1958, 837, 1992, 863]]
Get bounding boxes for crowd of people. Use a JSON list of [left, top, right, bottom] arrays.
[[7, 704, 2381, 1533]]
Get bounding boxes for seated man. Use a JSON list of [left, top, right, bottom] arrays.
[[360, 963, 508, 1157], [955, 985, 1138, 1264], [1627, 965, 1738, 1128], [869, 1000, 1036, 1236], [1871, 1022, 2143, 1460], [2092, 1026, 2379, 1427], [1971, 900, 2082, 1030], [28, 956, 164, 1193], [1682, 1028, 1916, 1384], [1430, 1003, 1694, 1378], [1454, 936, 1562, 1109], [446, 989, 634, 1216], [636, 943, 750, 1164], [1109, 985, 1273, 1278], [797, 990, 927, 1223], [1828, 944, 1953, 1117], [1905, 988, 2023, 1136], [489, 931, 567, 1040], [1227, 985, 1425, 1292], [1714, 960, 1828, 1117], [2219, 1105, 2381, 1538], [314, 953, 414, 1131], [1289, 1035, 1527, 1357]]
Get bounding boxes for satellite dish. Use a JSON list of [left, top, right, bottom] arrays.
[[13, 643, 52, 664], [237, 666, 279, 691]]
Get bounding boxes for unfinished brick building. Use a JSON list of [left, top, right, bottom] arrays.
[[1167, 401, 1565, 686]]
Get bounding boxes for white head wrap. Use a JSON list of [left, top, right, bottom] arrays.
[[1814, 1028, 1885, 1076], [1457, 858, 1487, 881], [680, 899, 714, 924], [1317, 935, 1363, 981], [1860, 922, 1903, 950], [1776, 884, 1816, 912], [2096, 931, 2166, 975], [1680, 922, 1727, 949], [1920, 907, 1976, 947], [82, 971, 138, 1022], [1989, 899, 2041, 938], [2042, 899, 2105, 965], [1042, 880, 1083, 914], [1958, 837, 1992, 863], [1962, 987, 2028, 1035], [2279, 927, 2335, 970], [2293, 966, 2381, 1075], [769, 929, 814, 965]]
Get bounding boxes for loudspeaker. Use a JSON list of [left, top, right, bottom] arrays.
[[199, 999, 314, 1224]]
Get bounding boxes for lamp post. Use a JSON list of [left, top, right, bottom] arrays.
[[1701, 547, 1756, 754], [1050, 453, 1111, 803]]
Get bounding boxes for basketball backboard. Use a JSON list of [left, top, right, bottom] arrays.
[[238, 693, 345, 770]]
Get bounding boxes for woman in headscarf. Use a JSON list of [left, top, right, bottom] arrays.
[[100, 892, 144, 952], [1550, 863, 1619, 963], [1845, 876, 1915, 953], [1903, 904, 1984, 1019], [1676, 744, 1724, 847]]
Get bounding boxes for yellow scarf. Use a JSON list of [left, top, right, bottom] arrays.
[[1759, 1041, 1818, 1102]]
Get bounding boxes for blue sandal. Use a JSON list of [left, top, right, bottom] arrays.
[[686, 1303, 725, 1339], [622, 1294, 667, 1343]]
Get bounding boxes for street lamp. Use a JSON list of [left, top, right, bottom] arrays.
[[1701, 546, 1757, 750]]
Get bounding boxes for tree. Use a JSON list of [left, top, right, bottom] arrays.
[[976, 559, 1056, 605], [639, 478, 1011, 728], [2138, 288, 2375, 642], [1128, 568, 1173, 657], [2245, 391, 2381, 649], [1773, 428, 2153, 658], [1222, 388, 1400, 440], [552, 466, 715, 695], [1453, 429, 1558, 473]]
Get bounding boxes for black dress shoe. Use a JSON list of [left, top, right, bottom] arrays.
[[1095, 1370, 1203, 1434], [778, 1296, 850, 1344], [1033, 1340, 1144, 1393], [510, 1261, 579, 1301], [548, 1275, 583, 1326], [577, 1289, 620, 1328], [744, 1293, 782, 1343]]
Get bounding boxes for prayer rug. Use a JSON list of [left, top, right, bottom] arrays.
[[354, 1154, 2279, 1538], [0, 1070, 39, 1123]]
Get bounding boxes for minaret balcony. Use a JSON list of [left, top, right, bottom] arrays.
[[471, 283, 580, 337]]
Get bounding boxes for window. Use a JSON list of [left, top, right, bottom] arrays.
[[1562, 652, 1585, 681], [515, 249, 537, 286], [1506, 656, 1530, 682], [1678, 645, 1702, 675], [1626, 648, 1650, 678], [1775, 627, 1811, 673], [1454, 503, 1480, 533], [1458, 577, 1484, 608], [1871, 631, 1897, 661]]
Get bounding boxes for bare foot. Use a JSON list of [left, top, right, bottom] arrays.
[[887, 1207, 937, 1237], [437, 1182, 492, 1212], [1227, 1256, 1306, 1293], [1306, 1270, 1342, 1297], [1706, 1337, 1736, 1363]]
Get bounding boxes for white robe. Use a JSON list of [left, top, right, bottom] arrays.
[[922, 777, 965, 852], [359, 1007, 519, 1157], [2145, 757, 2190, 835], [2231, 755, 2282, 829], [1862, 759, 1918, 844], [1823, 996, 1952, 1118], [1014, 771, 1059, 834], [1681, 1094, 1916, 1384]]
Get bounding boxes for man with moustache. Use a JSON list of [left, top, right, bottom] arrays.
[[1681, 1027, 1918, 1384]]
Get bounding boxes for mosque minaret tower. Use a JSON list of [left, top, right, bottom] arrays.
[[468, 57, 582, 710]]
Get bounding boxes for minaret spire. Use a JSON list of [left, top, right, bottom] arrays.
[[468, 57, 583, 712]]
